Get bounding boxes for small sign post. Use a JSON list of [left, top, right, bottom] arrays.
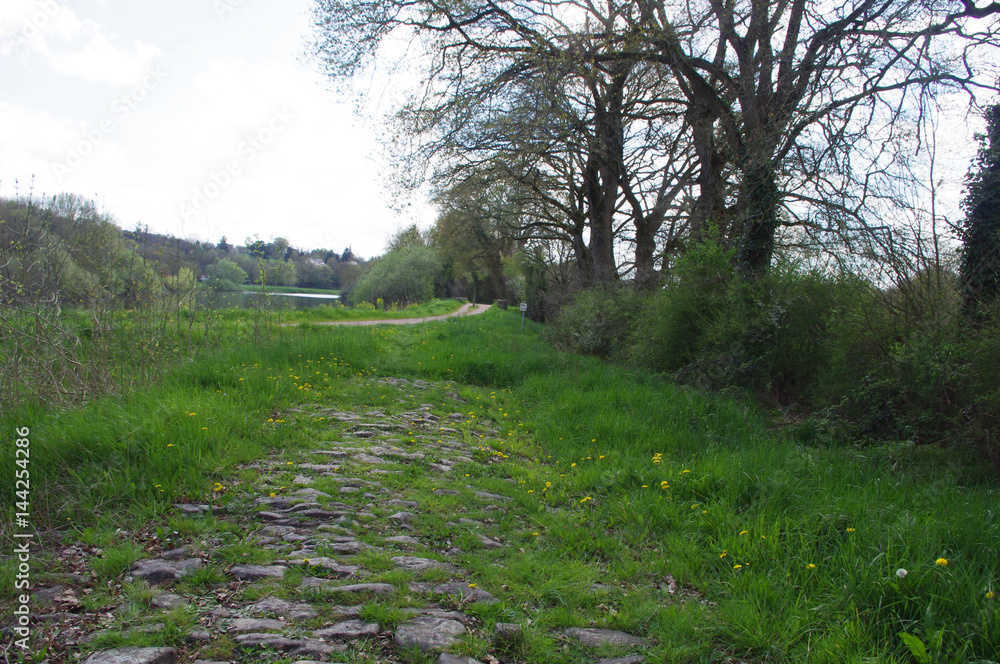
[[519, 302, 527, 332]]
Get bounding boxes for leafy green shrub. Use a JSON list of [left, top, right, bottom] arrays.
[[349, 246, 441, 307], [205, 259, 248, 290], [544, 285, 644, 358], [628, 239, 734, 374]]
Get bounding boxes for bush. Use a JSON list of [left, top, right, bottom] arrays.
[[544, 285, 644, 358], [546, 241, 999, 467], [348, 246, 441, 307]]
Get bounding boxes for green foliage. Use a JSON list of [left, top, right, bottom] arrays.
[[548, 242, 1000, 461], [349, 245, 442, 307], [205, 259, 248, 289], [544, 285, 643, 358], [961, 103, 1000, 314]]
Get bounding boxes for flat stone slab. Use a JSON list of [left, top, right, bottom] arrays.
[[437, 655, 484, 664], [368, 446, 425, 460], [400, 608, 472, 624], [432, 489, 460, 496], [150, 592, 187, 610], [564, 628, 649, 649], [597, 656, 646, 664], [295, 509, 349, 519], [248, 597, 319, 620], [292, 488, 332, 499], [130, 558, 203, 583], [286, 557, 358, 576], [432, 582, 498, 604], [392, 556, 463, 574], [254, 497, 307, 509], [386, 499, 419, 509], [473, 491, 511, 502], [298, 463, 341, 472], [228, 618, 286, 634], [394, 616, 466, 652], [312, 620, 380, 640], [84, 648, 177, 664], [386, 535, 421, 548], [230, 564, 286, 581], [233, 634, 345, 657], [300, 576, 335, 590], [325, 541, 376, 554], [324, 582, 397, 597], [353, 453, 389, 464]]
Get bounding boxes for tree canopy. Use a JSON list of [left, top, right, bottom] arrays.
[[313, 0, 1000, 283]]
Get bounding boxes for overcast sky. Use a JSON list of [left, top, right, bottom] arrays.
[[0, 0, 429, 259]]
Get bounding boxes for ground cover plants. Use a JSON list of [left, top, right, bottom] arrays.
[[1, 308, 997, 663]]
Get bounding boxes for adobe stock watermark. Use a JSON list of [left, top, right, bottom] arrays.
[[1, 0, 71, 54], [52, 64, 169, 181], [178, 107, 295, 222]]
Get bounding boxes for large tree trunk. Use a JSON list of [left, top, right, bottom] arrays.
[[584, 156, 618, 284], [687, 103, 729, 245], [581, 67, 629, 285], [633, 216, 659, 289], [734, 156, 781, 278]]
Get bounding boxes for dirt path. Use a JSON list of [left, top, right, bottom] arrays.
[[283, 302, 492, 327]]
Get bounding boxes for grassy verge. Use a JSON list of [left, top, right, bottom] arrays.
[[2, 308, 997, 662]]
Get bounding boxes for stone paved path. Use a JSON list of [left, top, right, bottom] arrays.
[[22, 377, 653, 664]]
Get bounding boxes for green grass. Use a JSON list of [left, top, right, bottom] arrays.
[[1, 308, 997, 662]]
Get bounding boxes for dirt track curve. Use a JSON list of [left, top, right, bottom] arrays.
[[282, 302, 492, 327]]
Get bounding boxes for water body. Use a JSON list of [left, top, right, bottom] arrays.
[[203, 290, 341, 310]]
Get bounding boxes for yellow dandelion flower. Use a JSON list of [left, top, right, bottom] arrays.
[[660, 481, 669, 489], [847, 528, 856, 533], [167, 444, 174, 447], [734, 564, 742, 569], [739, 530, 748, 536], [987, 591, 995, 599], [936, 558, 948, 566], [807, 563, 816, 569]]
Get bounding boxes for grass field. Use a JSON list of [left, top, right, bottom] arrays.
[[1, 308, 997, 663]]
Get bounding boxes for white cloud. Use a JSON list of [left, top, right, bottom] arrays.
[[1, 2, 160, 84]]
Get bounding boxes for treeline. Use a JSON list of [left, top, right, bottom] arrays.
[[0, 192, 363, 305]]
